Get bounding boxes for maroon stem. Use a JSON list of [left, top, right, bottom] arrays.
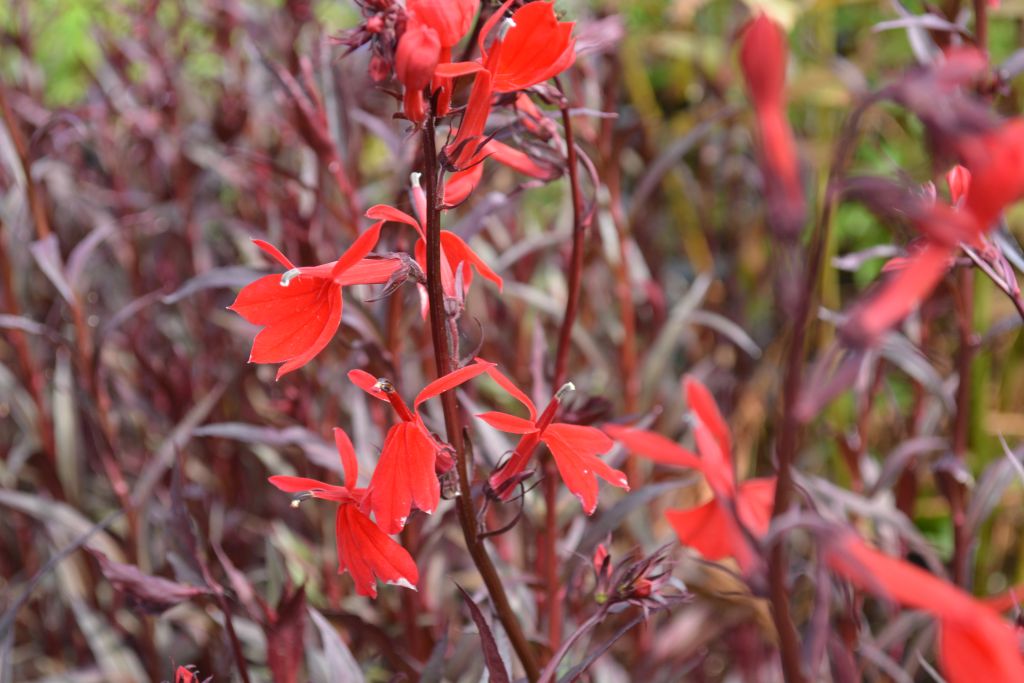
[[421, 113, 541, 682]]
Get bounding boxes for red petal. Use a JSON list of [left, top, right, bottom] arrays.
[[252, 239, 296, 269], [407, 0, 478, 48], [692, 421, 735, 498], [336, 504, 419, 598], [735, 478, 777, 537], [268, 475, 336, 493], [347, 369, 389, 401], [446, 70, 493, 168], [366, 204, 424, 238], [273, 288, 343, 379], [414, 358, 496, 408], [665, 501, 737, 561], [439, 231, 503, 291], [330, 221, 385, 280], [844, 240, 953, 343], [228, 272, 328, 327], [603, 424, 702, 470], [476, 411, 539, 434], [433, 61, 486, 78], [939, 616, 1024, 683], [335, 257, 403, 286], [334, 427, 359, 490], [483, 365, 536, 419], [542, 423, 628, 515], [477, 0, 516, 58], [366, 423, 440, 534], [444, 165, 484, 206], [683, 376, 732, 457], [481, 138, 556, 179]]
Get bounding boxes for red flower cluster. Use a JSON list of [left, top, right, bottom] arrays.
[[607, 377, 776, 571]]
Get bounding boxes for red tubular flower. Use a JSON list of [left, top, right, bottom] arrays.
[[349, 359, 496, 533], [957, 118, 1024, 232], [827, 535, 1024, 683], [947, 164, 971, 206], [443, 0, 575, 169], [395, 19, 441, 123], [443, 138, 558, 206], [269, 428, 418, 598], [478, 365, 628, 514], [738, 12, 805, 238], [228, 224, 400, 379], [606, 376, 776, 571], [365, 189, 502, 312]]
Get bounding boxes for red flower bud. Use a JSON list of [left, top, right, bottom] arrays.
[[395, 21, 441, 91]]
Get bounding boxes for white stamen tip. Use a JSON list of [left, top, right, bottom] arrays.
[[410, 172, 422, 187], [290, 499, 302, 508], [280, 268, 302, 287], [498, 17, 516, 39], [388, 577, 417, 590], [555, 381, 576, 401]]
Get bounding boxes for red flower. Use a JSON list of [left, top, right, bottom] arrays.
[[606, 376, 776, 571], [957, 118, 1024, 231], [408, 0, 478, 49], [738, 12, 805, 237], [365, 186, 502, 312], [228, 224, 400, 379], [395, 19, 441, 123], [349, 359, 496, 533], [827, 534, 1024, 683], [269, 428, 418, 598], [478, 365, 628, 514], [442, 0, 575, 169]]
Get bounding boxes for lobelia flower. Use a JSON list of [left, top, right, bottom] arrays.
[[605, 376, 776, 571], [478, 365, 628, 515], [228, 224, 402, 379], [365, 179, 502, 314], [827, 534, 1024, 683], [268, 428, 418, 598], [842, 118, 1024, 345], [394, 17, 441, 123], [738, 12, 805, 238], [440, 0, 575, 171], [349, 359, 496, 533]]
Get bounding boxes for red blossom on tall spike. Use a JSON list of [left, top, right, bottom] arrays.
[[606, 375, 776, 571], [443, 0, 575, 170], [268, 428, 418, 598], [478, 365, 628, 515], [827, 535, 1024, 683], [738, 12, 805, 238], [349, 359, 496, 533], [956, 118, 1024, 231], [228, 224, 402, 379], [400, 0, 480, 118]]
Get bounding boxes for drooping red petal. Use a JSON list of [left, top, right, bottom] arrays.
[[414, 358, 496, 407], [542, 423, 628, 515], [335, 504, 419, 598], [603, 425, 702, 470], [252, 239, 296, 269], [334, 427, 359, 490], [476, 411, 539, 434], [346, 369, 389, 401], [666, 501, 736, 559], [844, 240, 954, 344], [735, 477, 777, 537], [274, 288, 343, 379], [444, 165, 484, 206], [683, 376, 732, 457], [692, 421, 735, 499], [826, 535, 974, 620], [331, 221, 385, 280], [938, 616, 1024, 683], [439, 231, 504, 291], [433, 61, 486, 78], [481, 139, 556, 179], [268, 475, 338, 494], [366, 423, 440, 534], [366, 204, 424, 238], [483, 365, 537, 419]]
